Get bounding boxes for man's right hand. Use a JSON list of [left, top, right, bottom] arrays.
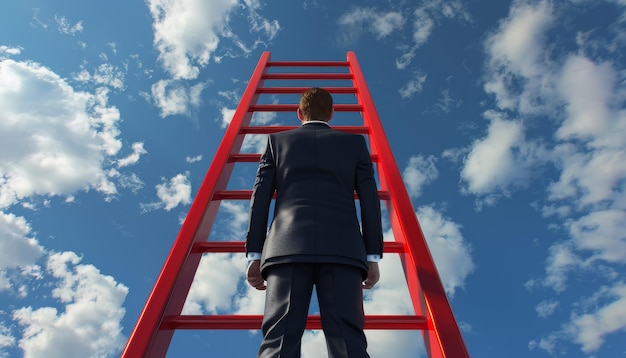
[[246, 260, 266, 290]]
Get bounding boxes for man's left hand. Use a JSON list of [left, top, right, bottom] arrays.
[[362, 262, 380, 289], [246, 260, 266, 290]]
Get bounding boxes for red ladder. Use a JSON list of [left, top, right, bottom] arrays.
[[122, 52, 469, 357]]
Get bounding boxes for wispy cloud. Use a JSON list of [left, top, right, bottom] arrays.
[[55, 15, 84, 36], [117, 142, 147, 168]]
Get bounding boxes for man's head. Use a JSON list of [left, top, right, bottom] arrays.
[[298, 87, 333, 122]]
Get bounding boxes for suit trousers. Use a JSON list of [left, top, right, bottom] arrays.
[[258, 263, 369, 358]]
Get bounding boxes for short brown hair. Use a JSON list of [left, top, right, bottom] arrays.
[[299, 87, 333, 121]]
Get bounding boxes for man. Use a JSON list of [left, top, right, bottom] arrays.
[[246, 87, 384, 358]]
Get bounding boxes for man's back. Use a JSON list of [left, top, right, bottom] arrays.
[[247, 122, 383, 275]]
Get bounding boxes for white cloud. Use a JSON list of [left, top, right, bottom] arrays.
[[536, 300, 559, 319], [74, 63, 125, 90], [483, 0, 555, 114], [396, 0, 471, 70], [147, 0, 279, 80], [55, 15, 83, 36], [0, 59, 122, 207], [12, 251, 128, 358], [568, 283, 626, 353], [185, 155, 202, 163], [398, 70, 427, 99], [567, 209, 626, 264], [416, 206, 474, 297], [0, 212, 44, 273], [155, 173, 192, 211], [117, 142, 147, 168], [532, 283, 626, 355], [337, 7, 405, 43], [151, 79, 205, 118], [402, 155, 438, 198], [218, 106, 236, 128], [182, 253, 247, 315], [543, 243, 582, 293], [460, 111, 545, 198], [557, 56, 616, 142], [0, 46, 22, 57]]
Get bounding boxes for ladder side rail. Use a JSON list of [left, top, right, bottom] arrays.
[[121, 51, 272, 358], [346, 51, 469, 358]]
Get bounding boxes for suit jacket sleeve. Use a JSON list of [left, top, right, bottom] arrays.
[[355, 135, 384, 257], [245, 136, 276, 255]]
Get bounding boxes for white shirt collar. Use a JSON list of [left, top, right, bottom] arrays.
[[302, 120, 330, 126]]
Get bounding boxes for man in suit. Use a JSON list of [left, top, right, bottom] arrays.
[[246, 87, 384, 358]]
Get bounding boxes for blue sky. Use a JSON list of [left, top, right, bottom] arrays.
[[1, 0, 625, 357]]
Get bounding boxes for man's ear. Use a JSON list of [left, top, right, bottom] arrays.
[[297, 108, 305, 122]]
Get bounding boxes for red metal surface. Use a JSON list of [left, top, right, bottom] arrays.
[[248, 103, 362, 112], [123, 51, 469, 358], [267, 60, 349, 67], [262, 73, 352, 80], [256, 86, 356, 94], [163, 314, 427, 330]]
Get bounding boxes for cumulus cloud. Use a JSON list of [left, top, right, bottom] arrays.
[[402, 155, 438, 198], [0, 212, 44, 293], [147, 0, 279, 80], [151, 79, 205, 118], [0, 59, 122, 208], [460, 111, 545, 200], [182, 253, 248, 315], [568, 283, 626, 353], [0, 45, 22, 57], [416, 205, 474, 297], [13, 251, 128, 358], [483, 0, 555, 114], [156, 173, 192, 211]]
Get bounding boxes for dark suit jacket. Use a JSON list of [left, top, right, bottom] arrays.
[[246, 122, 383, 277]]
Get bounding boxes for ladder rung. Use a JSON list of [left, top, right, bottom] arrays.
[[257, 87, 357, 94], [192, 241, 404, 254], [163, 314, 427, 330], [267, 61, 349, 67], [213, 190, 390, 201], [228, 154, 261, 163], [239, 126, 370, 135], [249, 104, 362, 112], [262, 73, 352, 80], [228, 153, 379, 163]]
